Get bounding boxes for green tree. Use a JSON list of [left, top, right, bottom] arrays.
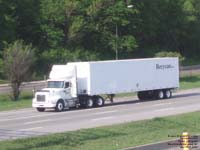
[[0, 0, 16, 50], [155, 51, 185, 64], [14, 0, 42, 48], [3, 40, 35, 100]]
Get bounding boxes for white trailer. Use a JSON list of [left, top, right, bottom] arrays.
[[32, 58, 179, 112]]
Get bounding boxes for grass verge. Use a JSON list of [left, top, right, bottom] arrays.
[[0, 92, 32, 111], [180, 75, 200, 90], [0, 79, 8, 84], [0, 111, 200, 150]]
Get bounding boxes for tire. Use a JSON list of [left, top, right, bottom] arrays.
[[164, 89, 172, 99], [37, 108, 45, 112], [137, 92, 143, 100], [86, 97, 94, 108], [94, 96, 105, 107], [55, 100, 65, 112], [157, 90, 164, 99], [137, 91, 150, 100]]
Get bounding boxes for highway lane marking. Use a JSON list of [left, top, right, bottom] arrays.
[[19, 127, 43, 131], [24, 119, 52, 125], [152, 103, 172, 107], [92, 116, 115, 121], [0, 114, 54, 122], [0, 109, 35, 116], [135, 103, 141, 105], [95, 110, 117, 115], [154, 107, 174, 112], [0, 107, 121, 122]]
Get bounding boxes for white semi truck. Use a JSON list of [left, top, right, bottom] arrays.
[[32, 58, 179, 112]]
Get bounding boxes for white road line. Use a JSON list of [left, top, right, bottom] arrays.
[[92, 116, 115, 121], [19, 127, 43, 131], [0, 114, 52, 122], [95, 110, 117, 115], [24, 119, 52, 125], [152, 103, 172, 107], [154, 108, 174, 112], [0, 109, 35, 116], [135, 103, 141, 105], [0, 107, 119, 122]]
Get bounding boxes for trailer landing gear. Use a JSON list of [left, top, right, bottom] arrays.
[[105, 94, 115, 103]]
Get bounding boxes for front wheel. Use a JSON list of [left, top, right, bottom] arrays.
[[37, 108, 45, 112], [55, 100, 65, 112]]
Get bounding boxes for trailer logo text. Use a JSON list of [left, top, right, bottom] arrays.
[[156, 64, 174, 70]]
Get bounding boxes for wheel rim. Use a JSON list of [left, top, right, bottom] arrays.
[[58, 102, 63, 110], [97, 98, 103, 106], [158, 91, 164, 99], [166, 90, 171, 98], [87, 99, 93, 107]]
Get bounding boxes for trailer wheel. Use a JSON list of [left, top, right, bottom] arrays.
[[164, 90, 172, 99], [157, 90, 164, 99], [137, 91, 147, 100], [86, 97, 94, 108], [55, 100, 65, 112], [37, 108, 45, 112], [94, 96, 105, 107], [137, 92, 143, 100]]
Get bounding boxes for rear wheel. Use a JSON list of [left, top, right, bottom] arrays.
[[157, 90, 164, 99], [137, 91, 147, 100], [86, 97, 94, 108], [94, 96, 105, 107], [55, 100, 65, 112], [37, 108, 45, 112], [164, 89, 172, 99]]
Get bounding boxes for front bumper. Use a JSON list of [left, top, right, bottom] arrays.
[[32, 102, 56, 108], [32, 98, 57, 108]]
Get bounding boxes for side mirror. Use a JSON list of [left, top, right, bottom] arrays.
[[32, 88, 35, 96], [64, 82, 71, 88]]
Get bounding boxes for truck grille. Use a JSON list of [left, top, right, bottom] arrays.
[[37, 95, 45, 102]]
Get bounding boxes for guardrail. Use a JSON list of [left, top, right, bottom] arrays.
[[180, 65, 200, 71], [180, 65, 200, 77]]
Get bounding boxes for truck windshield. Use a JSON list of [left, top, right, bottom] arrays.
[[47, 81, 64, 88]]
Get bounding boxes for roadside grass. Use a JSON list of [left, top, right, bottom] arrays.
[[0, 111, 200, 150], [0, 79, 8, 84], [0, 92, 32, 111], [180, 75, 200, 90]]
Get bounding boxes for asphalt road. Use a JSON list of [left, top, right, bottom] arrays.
[[0, 89, 200, 144]]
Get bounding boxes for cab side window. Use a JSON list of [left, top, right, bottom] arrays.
[[65, 82, 70, 88]]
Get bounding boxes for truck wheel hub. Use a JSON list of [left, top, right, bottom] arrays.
[[58, 103, 63, 110], [97, 98, 103, 105], [88, 99, 93, 107]]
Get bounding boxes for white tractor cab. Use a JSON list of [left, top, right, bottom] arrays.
[[32, 65, 78, 112]]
